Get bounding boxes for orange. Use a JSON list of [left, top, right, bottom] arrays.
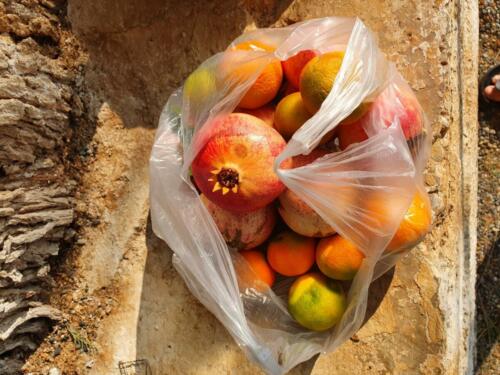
[[299, 51, 345, 114], [267, 230, 316, 276], [316, 235, 365, 280], [361, 191, 432, 253], [240, 250, 275, 288], [274, 92, 336, 144], [230, 40, 283, 109], [274, 92, 312, 140], [338, 102, 374, 126], [337, 116, 370, 150], [288, 272, 346, 331], [387, 191, 432, 252], [236, 104, 275, 127], [234, 40, 273, 52]]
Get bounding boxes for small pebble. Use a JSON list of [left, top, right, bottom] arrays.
[[52, 346, 61, 357]]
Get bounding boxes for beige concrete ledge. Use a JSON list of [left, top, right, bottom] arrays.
[[19, 0, 478, 373]]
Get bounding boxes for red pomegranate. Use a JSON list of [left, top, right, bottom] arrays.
[[338, 85, 423, 150], [200, 195, 276, 250], [278, 149, 337, 237], [192, 113, 290, 212]]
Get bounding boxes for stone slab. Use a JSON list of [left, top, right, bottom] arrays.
[[65, 0, 478, 374]]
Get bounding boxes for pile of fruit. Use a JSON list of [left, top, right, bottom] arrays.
[[187, 40, 431, 332]]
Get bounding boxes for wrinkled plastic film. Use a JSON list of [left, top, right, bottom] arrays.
[[151, 100, 280, 371], [150, 17, 431, 375]]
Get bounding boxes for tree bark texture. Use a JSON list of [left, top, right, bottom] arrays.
[[0, 1, 80, 372]]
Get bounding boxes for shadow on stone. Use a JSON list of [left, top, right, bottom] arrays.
[[68, 0, 292, 130], [138, 212, 395, 374], [288, 268, 395, 374], [137, 218, 257, 373]]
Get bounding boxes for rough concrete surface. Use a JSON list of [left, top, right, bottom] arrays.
[[7, 0, 477, 374]]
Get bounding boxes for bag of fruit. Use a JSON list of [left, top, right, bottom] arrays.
[[150, 17, 431, 374]]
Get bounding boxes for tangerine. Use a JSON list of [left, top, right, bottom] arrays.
[[240, 250, 276, 288], [230, 40, 283, 109], [267, 230, 316, 276]]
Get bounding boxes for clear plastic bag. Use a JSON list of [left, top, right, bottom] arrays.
[[150, 17, 431, 374]]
